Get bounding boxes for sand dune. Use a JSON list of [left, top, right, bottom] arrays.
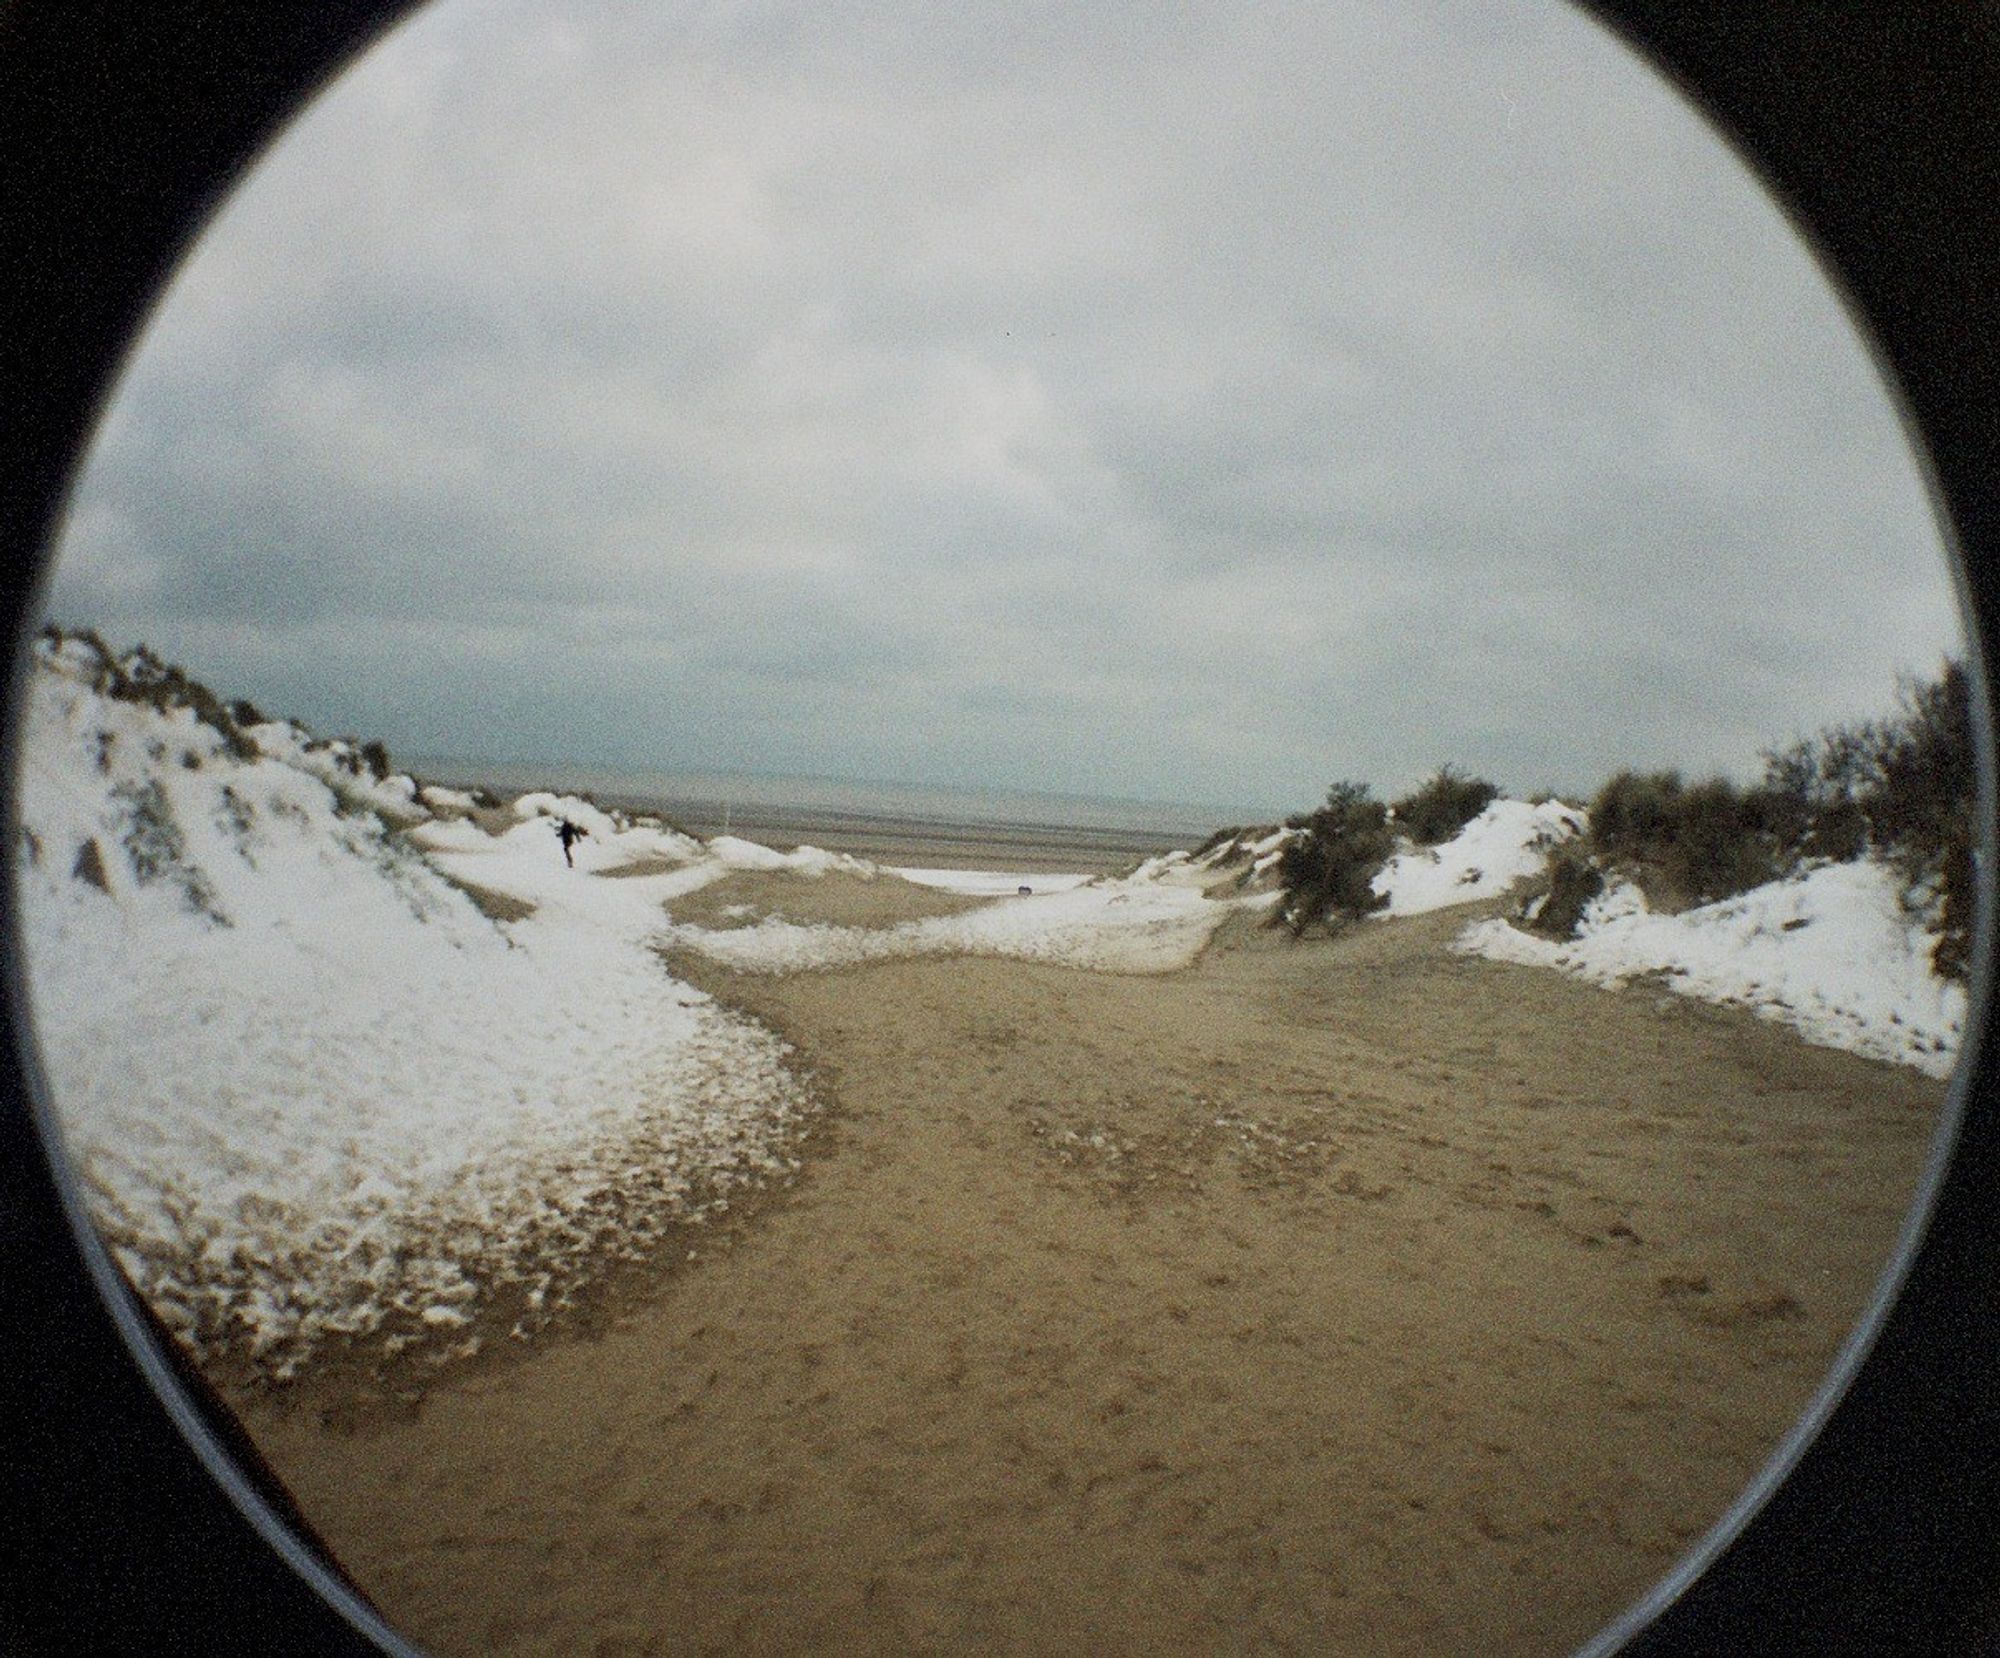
[[232, 868, 1943, 1656]]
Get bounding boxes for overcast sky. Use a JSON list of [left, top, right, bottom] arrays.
[[44, 0, 1963, 816]]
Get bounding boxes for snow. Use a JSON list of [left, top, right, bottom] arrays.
[[707, 834, 878, 879], [9, 636, 1252, 1374], [1455, 861, 1965, 1077], [891, 867, 1094, 896], [1372, 799, 1586, 915], [14, 642, 812, 1374], [1245, 827, 1300, 878], [241, 717, 426, 824], [13, 630, 1966, 1389], [417, 782, 481, 812], [412, 795, 708, 892], [665, 875, 1257, 976]]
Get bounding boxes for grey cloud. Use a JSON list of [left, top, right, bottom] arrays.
[[43, 0, 1963, 818]]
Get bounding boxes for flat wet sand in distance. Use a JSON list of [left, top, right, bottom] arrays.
[[231, 859, 1945, 1656], [596, 791, 1202, 874]]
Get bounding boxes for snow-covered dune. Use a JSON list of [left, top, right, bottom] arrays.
[[1142, 797, 1585, 913], [9, 635, 1256, 1372], [14, 637, 814, 1374], [1377, 794, 1961, 1076], [1373, 798, 1586, 915], [1177, 785, 1962, 1077], [1457, 861, 1965, 1077]]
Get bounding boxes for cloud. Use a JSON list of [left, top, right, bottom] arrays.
[[44, 0, 1963, 817]]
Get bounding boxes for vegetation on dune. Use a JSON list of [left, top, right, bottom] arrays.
[[1273, 781, 1395, 935], [1391, 765, 1500, 846], [1759, 659, 1975, 980], [1574, 658, 1975, 977], [1190, 825, 1256, 863], [1267, 658, 1975, 979], [43, 625, 261, 763], [38, 622, 424, 807], [1273, 764, 1506, 936], [1527, 846, 1605, 940], [1586, 770, 1780, 907]]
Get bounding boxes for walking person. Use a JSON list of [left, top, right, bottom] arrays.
[[554, 816, 587, 868]]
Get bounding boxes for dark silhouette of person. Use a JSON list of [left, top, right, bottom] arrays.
[[555, 816, 587, 868]]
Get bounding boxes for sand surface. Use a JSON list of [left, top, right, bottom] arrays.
[[230, 869, 1945, 1656]]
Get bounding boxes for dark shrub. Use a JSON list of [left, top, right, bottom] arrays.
[[1391, 765, 1500, 846], [1574, 660, 1974, 973], [360, 740, 392, 780], [1749, 659, 1975, 978], [113, 778, 182, 885], [72, 838, 109, 893], [1861, 661, 1973, 857], [94, 642, 258, 762], [1530, 847, 1604, 939], [1588, 770, 1684, 856], [1745, 742, 1815, 859], [1274, 781, 1395, 934], [1863, 661, 1976, 980], [1666, 777, 1781, 903], [1589, 770, 1776, 906], [1806, 798, 1870, 864], [1751, 738, 1868, 863], [1929, 818, 1976, 982]]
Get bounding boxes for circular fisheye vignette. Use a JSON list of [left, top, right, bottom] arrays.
[[4, 2, 1994, 1653], [1557, 10, 1998, 1655], [1, 2, 433, 1652]]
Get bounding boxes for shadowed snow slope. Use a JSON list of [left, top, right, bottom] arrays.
[[15, 638, 813, 1375]]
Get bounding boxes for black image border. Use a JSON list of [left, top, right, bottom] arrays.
[[1, 3, 1995, 1651]]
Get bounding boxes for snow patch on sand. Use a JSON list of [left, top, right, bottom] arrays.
[[667, 875, 1251, 975], [892, 867, 1095, 896]]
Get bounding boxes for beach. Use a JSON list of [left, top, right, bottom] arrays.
[[225, 856, 1944, 1656], [409, 758, 1232, 874], [626, 799, 1190, 874], [19, 635, 1950, 1653]]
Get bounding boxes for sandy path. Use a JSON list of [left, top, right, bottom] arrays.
[[233, 876, 1944, 1656]]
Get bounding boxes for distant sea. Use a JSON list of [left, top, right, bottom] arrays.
[[404, 756, 1273, 873]]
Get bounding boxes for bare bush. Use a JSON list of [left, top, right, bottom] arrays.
[[1391, 765, 1499, 846], [1273, 782, 1395, 934]]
